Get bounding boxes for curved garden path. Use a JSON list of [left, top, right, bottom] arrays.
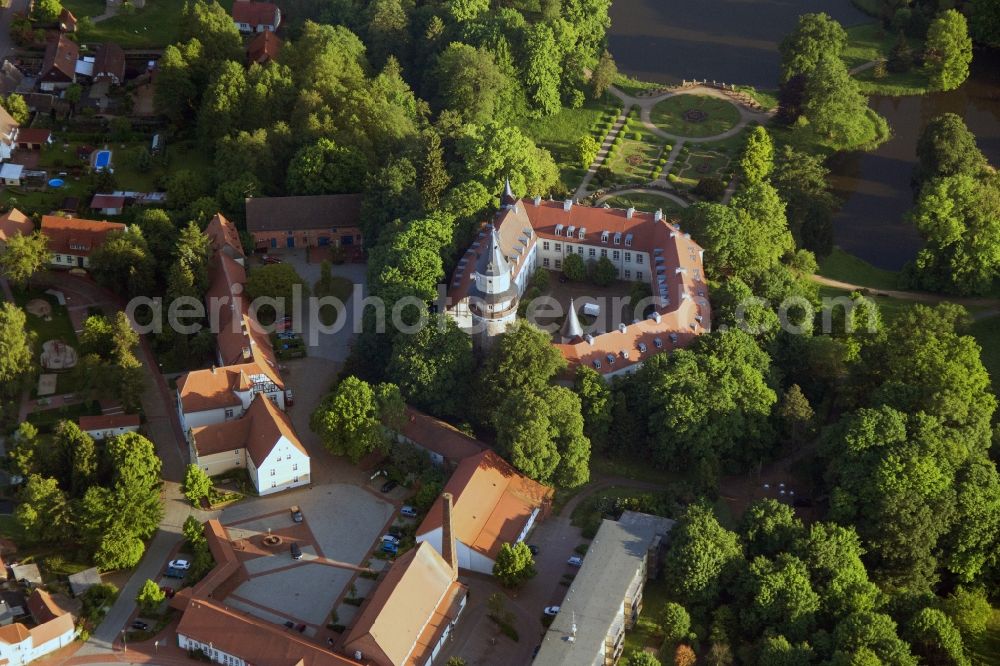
[[593, 187, 690, 209], [811, 274, 1000, 320]]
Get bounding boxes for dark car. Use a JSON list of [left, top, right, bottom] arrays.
[[284, 620, 294, 629], [381, 480, 398, 493], [527, 544, 539, 556], [262, 255, 283, 264], [131, 620, 149, 631], [290, 542, 302, 560], [296, 623, 307, 633]]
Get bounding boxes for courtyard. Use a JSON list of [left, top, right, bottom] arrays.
[[525, 270, 654, 339]]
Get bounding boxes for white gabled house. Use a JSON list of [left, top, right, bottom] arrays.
[[0, 614, 75, 666], [175, 363, 285, 432]]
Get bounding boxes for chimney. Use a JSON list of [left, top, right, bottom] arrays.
[[626, 207, 635, 219], [563, 199, 573, 212], [654, 209, 663, 222], [441, 492, 458, 574], [533, 195, 541, 206], [210, 365, 216, 375]]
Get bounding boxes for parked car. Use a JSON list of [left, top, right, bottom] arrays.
[[290, 542, 302, 560], [567, 556, 583, 567], [400, 506, 418, 518], [159, 586, 175, 599], [296, 623, 306, 633], [131, 620, 150, 631], [262, 255, 283, 264], [290, 505, 303, 523], [381, 480, 398, 493], [381, 535, 400, 546], [164, 567, 186, 579], [284, 620, 295, 629], [382, 541, 398, 555], [544, 606, 560, 617], [168, 559, 190, 570], [527, 544, 539, 556], [277, 331, 300, 341]]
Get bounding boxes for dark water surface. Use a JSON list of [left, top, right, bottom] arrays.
[[607, 1, 1000, 271]]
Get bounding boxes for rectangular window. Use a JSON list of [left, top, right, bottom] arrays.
[[271, 480, 276, 488], [293, 476, 299, 483], [543, 241, 550, 250], [578, 247, 584, 255], [601, 231, 609, 243], [224, 408, 234, 418], [270, 469, 276, 476], [286, 454, 291, 460], [613, 251, 620, 260], [293, 463, 298, 471], [543, 258, 550, 267], [554, 259, 562, 269], [589, 248, 596, 257], [234, 449, 239, 455], [625, 270, 631, 279], [625, 252, 631, 262], [600, 249, 608, 258], [637, 271, 643, 280], [637, 255, 644, 264], [554, 243, 561, 251]]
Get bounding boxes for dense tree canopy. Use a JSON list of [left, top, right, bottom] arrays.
[[924, 9, 973, 91]]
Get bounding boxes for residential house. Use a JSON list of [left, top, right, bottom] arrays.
[[204, 212, 245, 265], [66, 568, 101, 598], [416, 450, 553, 574], [0, 613, 74, 666], [394, 406, 484, 469], [231, 0, 281, 33], [246, 30, 281, 65], [15, 129, 52, 151], [40, 215, 125, 269], [89, 194, 125, 216], [8, 565, 41, 586], [343, 494, 468, 666], [0, 163, 22, 186], [176, 362, 284, 432], [447, 191, 710, 376], [190, 393, 310, 495], [0, 208, 32, 248], [39, 35, 79, 91], [78, 413, 140, 440], [26, 590, 77, 625], [245, 194, 363, 251], [533, 512, 675, 666], [92, 43, 125, 85], [0, 103, 18, 160]]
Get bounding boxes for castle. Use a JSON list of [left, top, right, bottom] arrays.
[[446, 184, 712, 378]]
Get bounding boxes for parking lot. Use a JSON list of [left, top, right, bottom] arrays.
[[215, 482, 396, 637]]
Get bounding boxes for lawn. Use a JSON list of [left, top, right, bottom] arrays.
[[968, 607, 1000, 666], [313, 276, 353, 326], [818, 248, 901, 290], [842, 23, 900, 71], [622, 575, 668, 660], [649, 95, 741, 138], [27, 401, 102, 432], [613, 73, 661, 98], [603, 193, 687, 215], [843, 23, 932, 95], [817, 285, 918, 322], [520, 96, 621, 192], [14, 288, 85, 396], [605, 123, 666, 184], [673, 149, 732, 188], [70, 0, 234, 48]]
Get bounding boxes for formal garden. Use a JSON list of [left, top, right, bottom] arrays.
[[602, 192, 687, 215], [649, 94, 742, 138]]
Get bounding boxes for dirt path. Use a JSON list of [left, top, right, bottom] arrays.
[[812, 274, 1000, 320]]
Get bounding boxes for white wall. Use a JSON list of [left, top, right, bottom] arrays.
[[84, 424, 139, 441], [417, 529, 496, 575], [178, 634, 246, 666], [251, 436, 310, 495]]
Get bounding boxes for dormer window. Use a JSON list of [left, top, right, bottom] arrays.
[[578, 227, 586, 240], [601, 231, 609, 243], [614, 232, 621, 245], [625, 233, 633, 247], [554, 224, 563, 237]]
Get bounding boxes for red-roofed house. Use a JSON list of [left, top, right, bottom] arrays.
[[15, 128, 52, 151], [416, 450, 553, 574], [78, 413, 140, 440], [246, 30, 282, 65], [231, 0, 280, 33], [204, 213, 245, 265], [89, 194, 125, 216], [40, 215, 125, 269], [39, 34, 79, 91], [0, 612, 74, 666], [0, 208, 32, 248], [93, 43, 125, 85], [189, 393, 309, 494], [395, 406, 484, 469]]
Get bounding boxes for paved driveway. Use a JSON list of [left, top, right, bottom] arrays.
[[0, 0, 30, 62]]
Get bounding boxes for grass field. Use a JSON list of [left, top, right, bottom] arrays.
[[968, 608, 1000, 665], [70, 0, 234, 48], [520, 96, 620, 192], [674, 149, 732, 187], [818, 248, 901, 290], [649, 94, 741, 138], [606, 123, 665, 182], [613, 73, 661, 97], [843, 23, 932, 95], [623, 576, 668, 660]]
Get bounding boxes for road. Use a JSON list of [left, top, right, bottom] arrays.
[[0, 0, 29, 63]]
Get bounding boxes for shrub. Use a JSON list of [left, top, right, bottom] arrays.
[[692, 177, 727, 201]]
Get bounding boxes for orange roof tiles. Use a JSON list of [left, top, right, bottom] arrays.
[[29, 612, 74, 646], [0, 208, 32, 243], [78, 413, 140, 431], [399, 407, 485, 464], [27, 589, 69, 624], [247, 30, 282, 64], [204, 213, 245, 260], [417, 450, 553, 560], [231, 0, 279, 27], [177, 363, 269, 413], [343, 542, 466, 666], [192, 394, 305, 467], [0, 622, 31, 644], [176, 598, 353, 666], [40, 215, 125, 257]]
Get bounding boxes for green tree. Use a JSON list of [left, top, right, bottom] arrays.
[[590, 50, 617, 98], [592, 255, 617, 286], [574, 366, 612, 452], [832, 612, 917, 665], [738, 126, 774, 183], [183, 464, 212, 504], [740, 499, 803, 560], [457, 122, 559, 196], [804, 54, 883, 149], [175, 221, 213, 292], [576, 134, 600, 169], [310, 377, 399, 462], [8, 422, 40, 479], [182, 0, 242, 63], [941, 587, 992, 641], [54, 420, 97, 497], [663, 503, 744, 609], [916, 113, 986, 185], [245, 263, 308, 315], [906, 607, 969, 666], [4, 94, 30, 124], [0, 303, 35, 387], [183, 515, 205, 546], [968, 0, 1000, 47], [387, 315, 474, 419], [496, 389, 561, 482], [197, 61, 247, 146], [909, 173, 1000, 295], [155, 42, 199, 125], [523, 24, 562, 116], [419, 131, 450, 211], [492, 541, 536, 588], [16, 475, 71, 544], [625, 653, 661, 666], [431, 43, 510, 126], [32, 0, 62, 23], [447, 0, 488, 22], [94, 524, 146, 571], [777, 384, 814, 444], [779, 13, 848, 82], [924, 10, 973, 92], [739, 554, 820, 642], [562, 252, 587, 281], [772, 145, 837, 256], [286, 138, 366, 195], [661, 602, 691, 646], [88, 226, 156, 298], [136, 578, 165, 613], [105, 432, 163, 540]]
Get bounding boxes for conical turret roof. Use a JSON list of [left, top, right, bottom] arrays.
[[561, 298, 584, 341], [500, 178, 517, 207], [478, 225, 511, 278]]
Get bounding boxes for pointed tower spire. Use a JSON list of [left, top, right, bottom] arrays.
[[500, 177, 517, 209], [560, 298, 584, 343], [481, 225, 511, 278]]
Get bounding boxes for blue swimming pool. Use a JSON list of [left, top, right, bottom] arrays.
[[48, 178, 64, 188], [94, 150, 112, 169]]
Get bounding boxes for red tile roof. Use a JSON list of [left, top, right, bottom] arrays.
[[40, 215, 125, 257], [231, 0, 279, 27], [247, 30, 282, 64], [16, 128, 51, 145], [78, 413, 140, 431], [399, 407, 484, 465], [177, 362, 275, 414], [27, 589, 67, 624], [41, 35, 79, 83], [93, 43, 125, 81], [417, 450, 553, 560], [89, 194, 125, 210], [204, 213, 245, 260], [192, 393, 305, 467], [0, 208, 32, 242]]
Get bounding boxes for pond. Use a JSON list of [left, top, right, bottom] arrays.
[[608, 0, 1000, 271]]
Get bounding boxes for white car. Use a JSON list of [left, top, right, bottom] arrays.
[[567, 556, 583, 567], [544, 606, 560, 617], [400, 506, 418, 518], [169, 559, 191, 570]]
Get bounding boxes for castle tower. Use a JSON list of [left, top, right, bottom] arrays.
[[560, 298, 584, 343], [469, 224, 518, 352], [500, 177, 517, 209]]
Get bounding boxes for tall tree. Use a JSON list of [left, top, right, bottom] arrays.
[[924, 9, 973, 92], [430, 43, 511, 126], [16, 475, 71, 544], [88, 227, 156, 298], [915, 113, 986, 185], [573, 366, 612, 453], [0, 303, 34, 387], [523, 24, 562, 116], [418, 130, 450, 211], [738, 126, 774, 184], [804, 54, 883, 149], [779, 13, 848, 82], [310, 377, 400, 462], [286, 138, 367, 195], [386, 315, 474, 419], [590, 50, 617, 99], [663, 503, 744, 609], [0, 231, 49, 287], [492, 542, 537, 587]]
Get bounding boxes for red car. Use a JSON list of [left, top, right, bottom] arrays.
[[262, 255, 283, 265], [159, 586, 175, 598]]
